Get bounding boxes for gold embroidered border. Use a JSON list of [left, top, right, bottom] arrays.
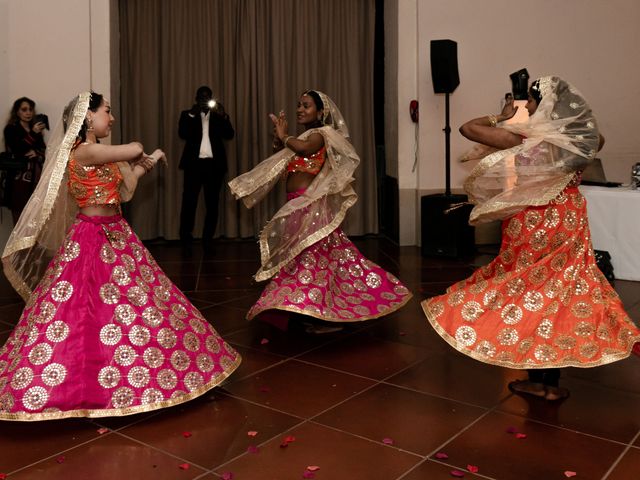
[[0, 354, 242, 422], [247, 292, 413, 322], [422, 299, 640, 370]]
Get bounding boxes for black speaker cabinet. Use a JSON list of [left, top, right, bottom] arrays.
[[421, 193, 475, 257], [430, 39, 460, 94]]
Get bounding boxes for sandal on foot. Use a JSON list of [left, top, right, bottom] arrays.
[[508, 380, 546, 398]]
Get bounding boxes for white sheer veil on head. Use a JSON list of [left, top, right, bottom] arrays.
[[464, 75, 600, 225], [2, 92, 91, 300], [305, 90, 350, 138]]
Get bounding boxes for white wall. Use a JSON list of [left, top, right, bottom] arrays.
[[390, 0, 640, 245], [0, 0, 112, 246]]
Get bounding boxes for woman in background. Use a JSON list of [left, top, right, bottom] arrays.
[[423, 76, 640, 400], [229, 90, 411, 334], [0, 91, 240, 421], [3, 97, 47, 223]]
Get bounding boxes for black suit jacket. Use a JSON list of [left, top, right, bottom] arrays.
[[178, 108, 234, 170]]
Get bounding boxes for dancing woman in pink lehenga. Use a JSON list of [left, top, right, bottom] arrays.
[[0, 92, 240, 421], [229, 91, 411, 331]]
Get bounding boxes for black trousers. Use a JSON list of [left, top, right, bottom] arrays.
[[179, 159, 226, 241], [527, 368, 561, 387]]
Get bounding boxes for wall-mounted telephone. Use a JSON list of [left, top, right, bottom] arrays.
[[410, 100, 419, 123]]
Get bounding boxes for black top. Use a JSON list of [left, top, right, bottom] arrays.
[[178, 109, 234, 170]]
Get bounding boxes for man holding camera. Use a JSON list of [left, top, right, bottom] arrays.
[[178, 85, 234, 245]]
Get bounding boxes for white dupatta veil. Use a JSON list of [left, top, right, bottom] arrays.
[[464, 76, 600, 225]]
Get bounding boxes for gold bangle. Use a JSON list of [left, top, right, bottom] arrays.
[[487, 114, 498, 127], [283, 135, 294, 148]]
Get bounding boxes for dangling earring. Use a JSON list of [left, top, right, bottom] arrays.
[[87, 116, 94, 132]]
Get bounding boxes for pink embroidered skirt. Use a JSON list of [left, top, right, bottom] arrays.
[[0, 214, 241, 421], [248, 191, 412, 322]]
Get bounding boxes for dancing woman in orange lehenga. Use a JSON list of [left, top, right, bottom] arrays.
[[422, 76, 640, 400]]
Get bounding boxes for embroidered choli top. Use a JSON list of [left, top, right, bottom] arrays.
[[67, 147, 123, 208], [286, 146, 326, 175]]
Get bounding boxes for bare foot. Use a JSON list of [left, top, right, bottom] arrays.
[[508, 380, 546, 398], [544, 386, 570, 401]]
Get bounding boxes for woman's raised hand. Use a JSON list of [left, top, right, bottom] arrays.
[[499, 96, 518, 121], [269, 110, 289, 140]]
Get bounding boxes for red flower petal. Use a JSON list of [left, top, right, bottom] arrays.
[[506, 426, 517, 434], [247, 431, 258, 437], [259, 386, 271, 393], [306, 466, 320, 472], [284, 435, 296, 443], [182, 431, 192, 438], [564, 472, 577, 478], [399, 331, 407, 336], [260, 338, 270, 345], [450, 470, 465, 478], [247, 445, 259, 454], [382, 437, 394, 445], [0, 474, 7, 479], [435, 452, 449, 459], [56, 456, 65, 464], [97, 427, 109, 435], [302, 473, 316, 479], [467, 465, 479, 473], [221, 473, 234, 480], [178, 463, 190, 470], [515, 433, 527, 439]]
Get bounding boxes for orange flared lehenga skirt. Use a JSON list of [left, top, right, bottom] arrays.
[[422, 185, 640, 369]]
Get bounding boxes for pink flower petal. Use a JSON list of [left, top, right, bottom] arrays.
[[247, 445, 259, 454], [56, 456, 65, 464], [260, 338, 270, 345], [450, 470, 465, 478], [182, 431, 192, 438], [435, 452, 449, 459], [515, 433, 527, 439], [178, 463, 190, 470], [97, 427, 109, 435], [221, 473, 234, 480], [564, 472, 577, 478], [467, 465, 479, 473], [247, 431, 258, 437], [306, 466, 320, 472], [302, 473, 316, 479], [382, 437, 394, 445], [280, 435, 296, 447]]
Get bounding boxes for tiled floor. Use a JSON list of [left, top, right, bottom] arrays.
[[1, 238, 639, 480]]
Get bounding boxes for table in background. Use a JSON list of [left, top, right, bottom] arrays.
[[580, 185, 640, 281]]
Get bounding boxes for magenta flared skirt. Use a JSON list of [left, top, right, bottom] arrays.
[[0, 214, 241, 421], [247, 228, 412, 322]]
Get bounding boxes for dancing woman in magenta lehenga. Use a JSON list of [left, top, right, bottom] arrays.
[[229, 91, 411, 325], [0, 92, 240, 421]]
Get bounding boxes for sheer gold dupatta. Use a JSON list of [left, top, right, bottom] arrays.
[[463, 77, 600, 225], [2, 93, 91, 300], [229, 126, 359, 282], [2, 93, 139, 301]]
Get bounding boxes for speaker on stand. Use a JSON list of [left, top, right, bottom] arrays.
[[421, 39, 475, 258]]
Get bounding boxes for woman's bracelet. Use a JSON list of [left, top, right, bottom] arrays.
[[282, 135, 294, 148], [487, 114, 498, 127]]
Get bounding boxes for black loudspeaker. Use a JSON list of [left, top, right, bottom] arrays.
[[421, 194, 475, 257], [430, 40, 460, 94]]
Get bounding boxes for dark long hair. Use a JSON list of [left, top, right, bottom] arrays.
[[6, 97, 36, 127]]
